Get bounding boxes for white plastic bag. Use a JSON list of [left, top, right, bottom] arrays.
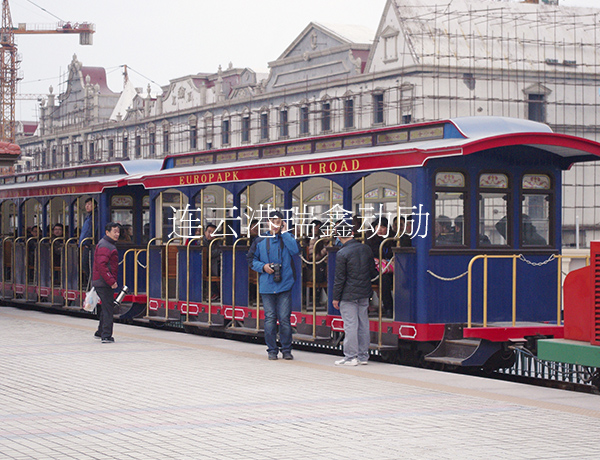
[[83, 287, 99, 312]]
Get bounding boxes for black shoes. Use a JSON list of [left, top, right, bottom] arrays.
[[94, 332, 101, 339], [268, 351, 293, 360], [101, 337, 115, 343]]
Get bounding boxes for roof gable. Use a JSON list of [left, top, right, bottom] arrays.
[[277, 22, 372, 61]]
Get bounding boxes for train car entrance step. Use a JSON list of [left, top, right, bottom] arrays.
[[425, 324, 502, 367], [119, 302, 146, 320]]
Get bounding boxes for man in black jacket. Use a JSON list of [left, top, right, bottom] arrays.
[[332, 220, 378, 366]]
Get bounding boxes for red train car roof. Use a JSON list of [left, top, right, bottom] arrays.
[[129, 117, 600, 190]]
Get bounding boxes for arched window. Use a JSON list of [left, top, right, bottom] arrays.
[[434, 171, 467, 247]]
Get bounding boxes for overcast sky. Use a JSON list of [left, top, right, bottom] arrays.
[[11, 0, 599, 122]]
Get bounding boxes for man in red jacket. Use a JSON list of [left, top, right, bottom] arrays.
[[92, 222, 120, 343]]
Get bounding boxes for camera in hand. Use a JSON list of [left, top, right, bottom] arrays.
[[270, 263, 282, 283]]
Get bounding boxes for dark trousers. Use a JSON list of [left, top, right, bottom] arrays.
[[96, 286, 115, 339]]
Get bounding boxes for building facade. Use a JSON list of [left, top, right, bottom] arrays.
[[15, 0, 600, 246]]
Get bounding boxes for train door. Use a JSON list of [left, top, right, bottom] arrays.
[[351, 172, 414, 321], [291, 177, 342, 315], [213, 182, 287, 329], [191, 184, 233, 307], [147, 189, 188, 320]]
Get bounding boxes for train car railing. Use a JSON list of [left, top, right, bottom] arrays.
[[79, 237, 94, 302], [12, 237, 26, 300], [307, 236, 330, 338], [121, 247, 145, 298], [377, 237, 398, 348], [37, 237, 50, 302], [63, 237, 78, 307], [229, 237, 249, 329], [25, 237, 38, 302], [205, 237, 224, 318], [1, 236, 13, 298], [145, 237, 162, 318], [164, 237, 183, 321], [134, 248, 146, 296], [467, 254, 591, 328], [50, 237, 65, 298]]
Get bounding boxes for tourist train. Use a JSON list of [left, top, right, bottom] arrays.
[[1, 116, 599, 378]]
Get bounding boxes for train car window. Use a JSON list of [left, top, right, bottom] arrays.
[[1, 201, 17, 236], [434, 172, 466, 246], [521, 174, 552, 247], [111, 195, 134, 243], [478, 173, 510, 247], [142, 195, 150, 244], [159, 190, 187, 241]]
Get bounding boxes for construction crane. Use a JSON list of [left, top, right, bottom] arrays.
[[0, 0, 94, 164]]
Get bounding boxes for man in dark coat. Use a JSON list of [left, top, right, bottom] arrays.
[[332, 220, 378, 366], [92, 222, 120, 343]]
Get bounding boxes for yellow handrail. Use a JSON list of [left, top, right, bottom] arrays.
[[24, 236, 38, 303], [63, 237, 78, 307], [230, 238, 249, 328], [50, 236, 65, 293], [134, 249, 146, 296], [311, 236, 330, 338], [1, 236, 14, 298], [164, 237, 182, 321], [378, 236, 398, 347], [37, 236, 50, 302], [206, 237, 224, 326], [145, 237, 162, 317], [13, 237, 25, 300], [78, 237, 94, 304], [121, 248, 139, 286], [467, 253, 591, 329]]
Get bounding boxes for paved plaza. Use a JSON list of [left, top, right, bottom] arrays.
[[1, 306, 600, 460]]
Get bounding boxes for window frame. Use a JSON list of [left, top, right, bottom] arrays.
[[221, 118, 230, 146], [321, 101, 331, 133], [300, 106, 309, 135], [344, 98, 354, 129], [520, 172, 554, 248], [373, 93, 384, 125], [432, 170, 469, 249], [476, 171, 512, 248], [260, 112, 269, 140]]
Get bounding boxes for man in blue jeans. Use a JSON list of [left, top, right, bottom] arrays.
[[332, 220, 378, 366], [251, 211, 299, 360]]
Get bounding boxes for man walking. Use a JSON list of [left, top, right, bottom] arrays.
[[251, 211, 299, 360], [332, 220, 378, 366], [92, 222, 120, 343]]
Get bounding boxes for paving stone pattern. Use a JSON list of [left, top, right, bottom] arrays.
[[1, 306, 600, 460]]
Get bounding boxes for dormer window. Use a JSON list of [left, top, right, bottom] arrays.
[[382, 26, 399, 63]]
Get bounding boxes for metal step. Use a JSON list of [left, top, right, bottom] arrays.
[[181, 319, 226, 329], [425, 324, 502, 367], [225, 325, 264, 336]]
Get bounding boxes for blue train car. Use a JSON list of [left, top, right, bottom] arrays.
[[122, 116, 600, 366], [2, 116, 600, 368]]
